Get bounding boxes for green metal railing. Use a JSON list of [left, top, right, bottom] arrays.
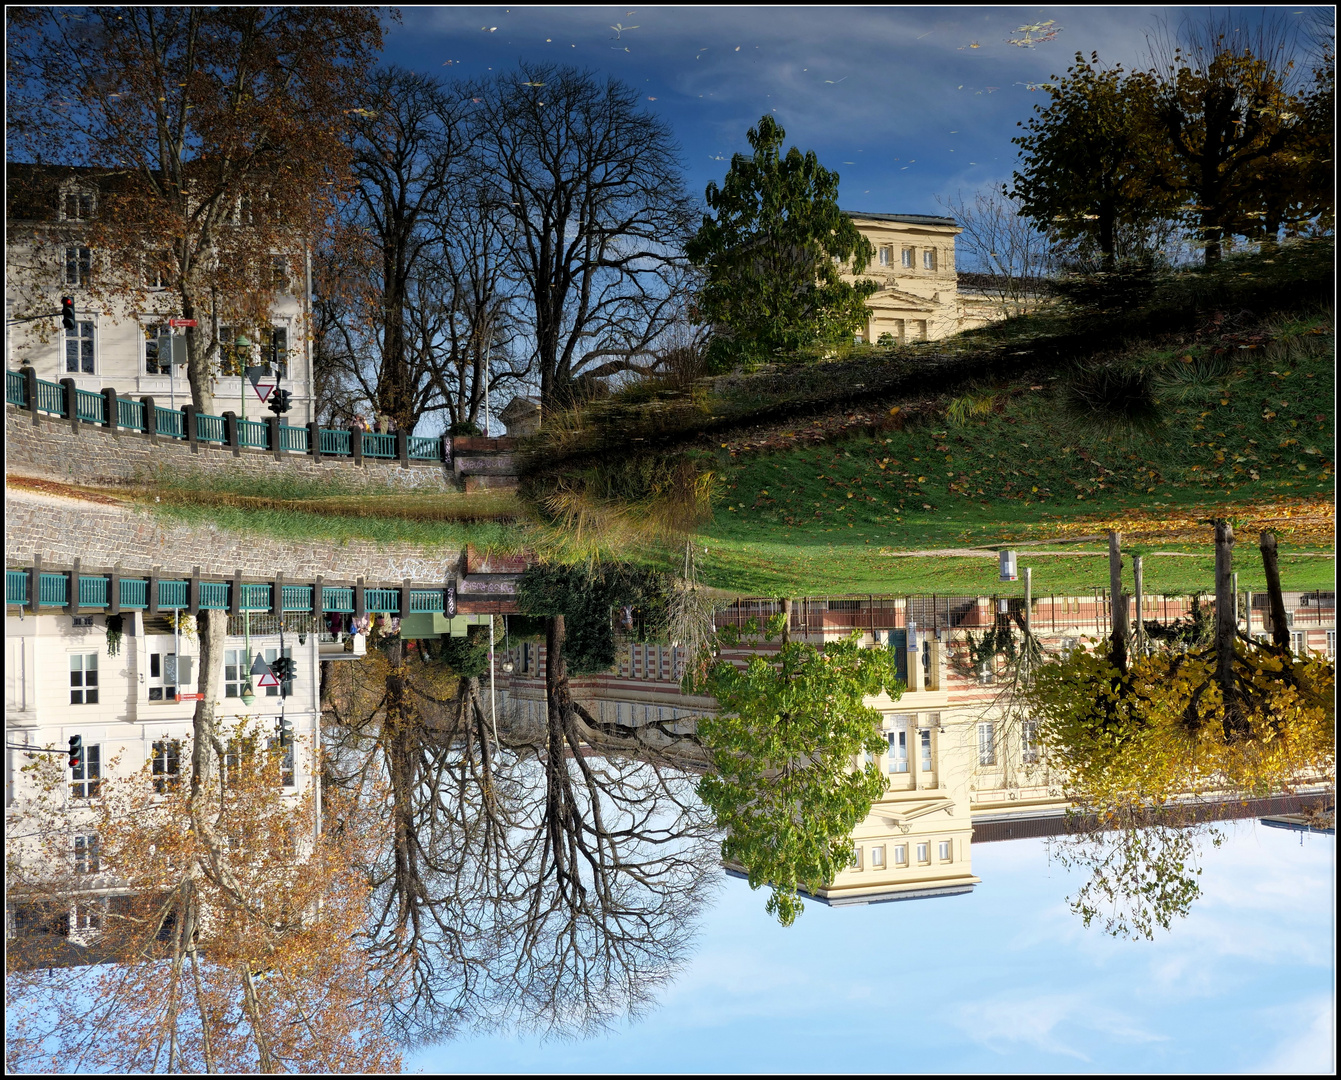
[[408, 436, 440, 460], [78, 575, 108, 607], [365, 588, 399, 613], [322, 586, 355, 613], [241, 583, 272, 611], [281, 584, 312, 611], [238, 419, 268, 450], [362, 432, 396, 459], [155, 407, 185, 439], [38, 572, 68, 606], [409, 589, 445, 612], [119, 578, 148, 609], [6, 370, 27, 408], [75, 388, 105, 424], [319, 428, 351, 456], [7, 569, 29, 606], [197, 413, 227, 444], [201, 581, 230, 609], [118, 397, 146, 431], [36, 379, 66, 417], [279, 424, 308, 453], [158, 580, 189, 609]]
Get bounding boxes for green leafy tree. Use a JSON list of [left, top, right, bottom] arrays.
[[686, 115, 877, 368], [1010, 53, 1177, 270], [694, 628, 900, 926]]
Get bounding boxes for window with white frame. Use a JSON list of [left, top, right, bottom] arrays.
[[916, 842, 929, 863], [74, 834, 100, 873], [143, 323, 173, 375], [887, 715, 910, 773], [224, 649, 246, 698], [922, 248, 937, 271], [938, 840, 951, 861], [65, 321, 95, 374], [267, 736, 295, 788], [62, 191, 95, 221], [1327, 630, 1336, 660], [920, 727, 932, 771], [978, 721, 996, 766], [871, 845, 885, 868], [63, 245, 92, 287], [894, 844, 907, 865], [901, 247, 913, 268], [152, 739, 181, 794], [850, 845, 863, 870], [70, 743, 101, 798], [148, 651, 177, 701], [69, 653, 98, 704], [1290, 631, 1305, 656], [879, 245, 892, 267], [1022, 719, 1041, 764]]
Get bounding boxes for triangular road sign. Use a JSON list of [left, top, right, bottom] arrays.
[[252, 381, 274, 404], [256, 671, 280, 688]]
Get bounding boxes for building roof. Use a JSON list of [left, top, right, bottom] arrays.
[[6, 161, 144, 222], [843, 210, 961, 228]]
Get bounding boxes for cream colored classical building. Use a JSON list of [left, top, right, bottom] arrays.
[[842, 212, 964, 344]]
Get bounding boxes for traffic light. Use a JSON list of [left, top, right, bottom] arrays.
[[271, 655, 296, 683], [68, 735, 83, 771], [61, 297, 76, 332], [268, 387, 292, 415], [276, 715, 293, 748]]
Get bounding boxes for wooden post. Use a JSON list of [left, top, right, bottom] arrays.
[[265, 415, 281, 460], [189, 567, 201, 617], [230, 570, 242, 617], [108, 562, 122, 616], [1258, 530, 1290, 650], [1107, 530, 1128, 671], [400, 578, 412, 622], [184, 404, 199, 453], [66, 558, 81, 616], [29, 553, 41, 614], [1132, 555, 1144, 656], [397, 430, 410, 469], [354, 577, 366, 621], [1214, 520, 1236, 692], [142, 396, 158, 443], [308, 420, 322, 460], [351, 426, 364, 466]]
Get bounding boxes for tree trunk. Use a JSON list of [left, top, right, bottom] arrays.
[[1107, 530, 1128, 673], [780, 597, 792, 648], [1214, 520, 1236, 690], [182, 290, 215, 415], [191, 609, 226, 795], [1258, 530, 1291, 650]]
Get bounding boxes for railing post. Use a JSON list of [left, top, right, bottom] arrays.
[[230, 570, 242, 617], [308, 420, 322, 461], [141, 396, 158, 443], [351, 426, 364, 466], [183, 404, 199, 453], [400, 578, 412, 620], [223, 410, 241, 456], [66, 558, 81, 617], [274, 572, 284, 620], [397, 430, 410, 468], [29, 554, 41, 614], [101, 387, 117, 429], [355, 577, 366, 621], [148, 567, 160, 615], [59, 377, 79, 432], [109, 562, 122, 615], [189, 566, 201, 617], [23, 366, 40, 425], [314, 575, 325, 628], [265, 415, 281, 460]]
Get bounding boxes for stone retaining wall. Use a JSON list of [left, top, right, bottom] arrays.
[[6, 488, 460, 585], [6, 406, 460, 491]]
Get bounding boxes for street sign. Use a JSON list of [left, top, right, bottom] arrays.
[[256, 671, 280, 688], [168, 318, 198, 328], [251, 381, 274, 403], [177, 692, 204, 701]]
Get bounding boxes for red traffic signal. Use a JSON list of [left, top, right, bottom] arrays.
[[61, 297, 76, 332], [68, 734, 83, 771], [267, 387, 292, 415]]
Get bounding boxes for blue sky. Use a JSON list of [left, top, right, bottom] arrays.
[[382, 6, 1322, 237], [408, 819, 1334, 1074]]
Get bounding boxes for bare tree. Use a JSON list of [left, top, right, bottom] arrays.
[[471, 63, 698, 409], [937, 187, 1055, 318]]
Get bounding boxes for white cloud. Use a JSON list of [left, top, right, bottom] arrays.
[[1253, 996, 1336, 1074], [956, 991, 1168, 1062]]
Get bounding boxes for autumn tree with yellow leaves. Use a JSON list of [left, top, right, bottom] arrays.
[[5, 717, 400, 1074]]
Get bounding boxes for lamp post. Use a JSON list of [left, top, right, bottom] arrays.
[[236, 331, 252, 424], [240, 600, 255, 706]]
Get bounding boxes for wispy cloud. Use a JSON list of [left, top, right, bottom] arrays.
[[955, 991, 1168, 1062], [1253, 996, 1336, 1074]]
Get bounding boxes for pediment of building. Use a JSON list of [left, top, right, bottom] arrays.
[[866, 289, 939, 312], [877, 795, 956, 826]]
